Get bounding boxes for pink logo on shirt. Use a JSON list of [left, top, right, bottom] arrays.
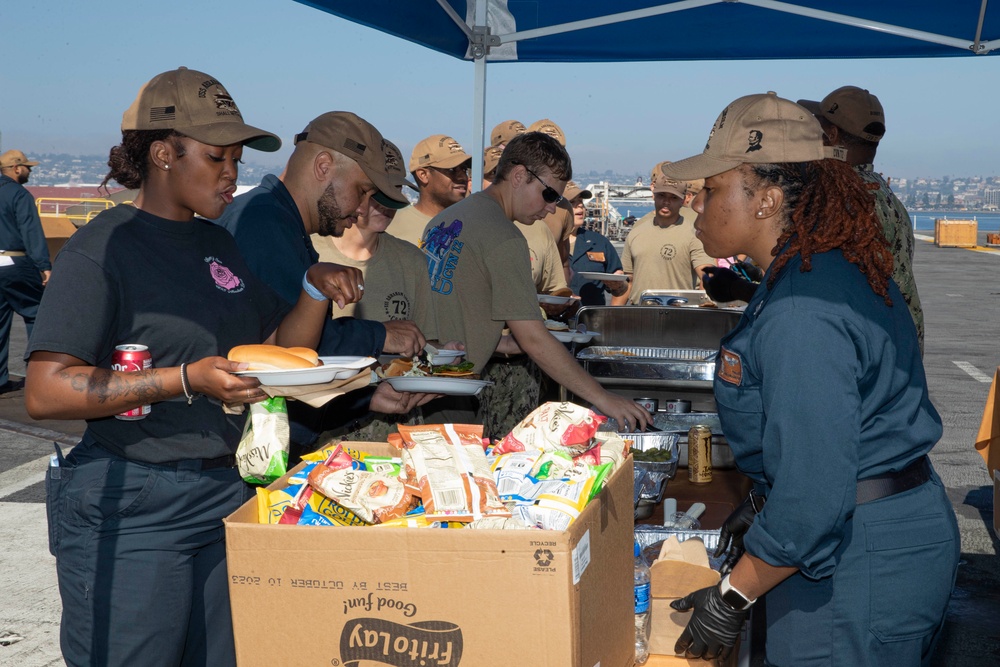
[[206, 257, 244, 293]]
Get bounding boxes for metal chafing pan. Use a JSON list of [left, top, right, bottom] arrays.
[[577, 345, 719, 385]]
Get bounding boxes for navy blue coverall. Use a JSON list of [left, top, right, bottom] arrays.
[[714, 249, 959, 666]]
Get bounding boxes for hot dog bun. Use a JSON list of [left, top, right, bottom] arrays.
[[284, 347, 320, 366], [228, 344, 319, 371], [382, 358, 414, 378]]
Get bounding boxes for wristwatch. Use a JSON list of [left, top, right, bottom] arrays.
[[718, 573, 757, 611]]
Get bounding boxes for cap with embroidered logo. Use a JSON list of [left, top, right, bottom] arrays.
[[650, 161, 687, 198], [797, 86, 886, 143], [483, 145, 505, 177], [295, 111, 409, 207], [662, 92, 843, 182], [121, 67, 280, 152], [527, 119, 566, 146], [564, 181, 592, 201], [408, 135, 472, 172], [490, 120, 526, 147], [373, 139, 418, 210], [0, 150, 39, 169]]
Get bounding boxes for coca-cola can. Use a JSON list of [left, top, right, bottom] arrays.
[[112, 344, 152, 420]]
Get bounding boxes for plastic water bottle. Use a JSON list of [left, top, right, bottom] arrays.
[[634, 541, 651, 665]]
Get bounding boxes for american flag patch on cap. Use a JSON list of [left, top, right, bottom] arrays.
[[342, 138, 366, 155], [149, 106, 176, 122]]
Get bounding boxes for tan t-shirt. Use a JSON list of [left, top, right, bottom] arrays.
[[385, 205, 432, 247], [543, 199, 575, 247], [423, 192, 542, 372], [514, 220, 569, 293], [312, 233, 437, 338], [622, 211, 711, 303]]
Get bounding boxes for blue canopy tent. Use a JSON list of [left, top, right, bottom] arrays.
[[293, 0, 998, 184]]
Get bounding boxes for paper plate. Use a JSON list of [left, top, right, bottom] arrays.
[[537, 294, 576, 305], [383, 376, 492, 396], [576, 271, 628, 282], [235, 356, 375, 386], [427, 349, 466, 364]]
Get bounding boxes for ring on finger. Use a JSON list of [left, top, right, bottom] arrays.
[[358, 284, 364, 291], [246, 387, 251, 400]]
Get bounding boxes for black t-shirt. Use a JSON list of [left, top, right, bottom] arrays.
[[28, 205, 290, 463]]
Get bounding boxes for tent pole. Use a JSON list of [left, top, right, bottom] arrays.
[[470, 0, 490, 193]]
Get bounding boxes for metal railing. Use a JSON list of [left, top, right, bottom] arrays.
[[36, 197, 117, 227]]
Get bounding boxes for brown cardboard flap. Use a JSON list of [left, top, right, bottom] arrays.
[[650, 560, 720, 598]]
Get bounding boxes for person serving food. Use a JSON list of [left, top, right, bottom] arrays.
[[661, 92, 958, 666], [24, 67, 375, 666]]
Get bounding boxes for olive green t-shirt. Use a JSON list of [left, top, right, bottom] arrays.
[[622, 211, 711, 303], [423, 192, 542, 372], [385, 205, 432, 248], [312, 233, 437, 339], [514, 220, 569, 293]]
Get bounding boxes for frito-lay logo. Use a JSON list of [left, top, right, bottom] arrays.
[[534, 548, 554, 567], [340, 618, 463, 666]]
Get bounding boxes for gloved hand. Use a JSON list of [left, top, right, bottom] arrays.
[[671, 584, 749, 662], [733, 260, 763, 283], [701, 266, 756, 303], [713, 490, 764, 575]]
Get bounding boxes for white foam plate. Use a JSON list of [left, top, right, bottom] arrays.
[[537, 294, 576, 305], [576, 271, 629, 282], [383, 376, 493, 396], [550, 330, 599, 344], [427, 349, 465, 364], [235, 356, 375, 386]]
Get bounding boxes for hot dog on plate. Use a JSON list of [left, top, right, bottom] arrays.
[[228, 344, 320, 371]]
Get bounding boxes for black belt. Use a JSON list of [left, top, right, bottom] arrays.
[[168, 454, 237, 471], [855, 456, 931, 505]]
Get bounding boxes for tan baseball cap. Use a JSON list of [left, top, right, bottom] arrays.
[[483, 145, 505, 177], [662, 92, 844, 181], [564, 181, 592, 201], [528, 119, 566, 146], [686, 178, 705, 196], [650, 161, 687, 197], [797, 86, 886, 143], [373, 139, 418, 210], [295, 111, 409, 207], [408, 135, 472, 172], [491, 120, 526, 147], [0, 150, 39, 169], [121, 67, 280, 152]]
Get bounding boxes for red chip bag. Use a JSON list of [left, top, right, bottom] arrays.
[[495, 402, 607, 456]]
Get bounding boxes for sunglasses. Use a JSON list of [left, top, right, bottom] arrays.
[[517, 163, 563, 204]]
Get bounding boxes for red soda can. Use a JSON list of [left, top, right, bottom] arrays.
[[112, 344, 152, 420]]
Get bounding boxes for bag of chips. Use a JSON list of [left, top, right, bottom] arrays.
[[495, 402, 607, 457]]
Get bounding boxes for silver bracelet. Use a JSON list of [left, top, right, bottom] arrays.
[[179, 363, 195, 405]]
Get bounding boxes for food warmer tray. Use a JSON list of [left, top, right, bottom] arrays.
[[577, 345, 718, 385]]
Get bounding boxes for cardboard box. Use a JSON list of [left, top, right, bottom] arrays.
[[934, 219, 977, 248], [994, 469, 999, 534], [225, 442, 635, 667]]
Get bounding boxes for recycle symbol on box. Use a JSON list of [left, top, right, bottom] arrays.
[[534, 549, 554, 567]]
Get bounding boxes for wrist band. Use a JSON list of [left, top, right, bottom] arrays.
[[179, 363, 195, 405], [302, 272, 327, 302]]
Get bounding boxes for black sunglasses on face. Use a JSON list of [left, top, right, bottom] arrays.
[[516, 163, 563, 204]]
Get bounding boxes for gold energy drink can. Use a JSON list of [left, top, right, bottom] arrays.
[[687, 425, 713, 484]]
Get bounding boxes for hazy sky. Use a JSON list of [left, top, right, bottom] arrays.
[[3, 0, 998, 180]]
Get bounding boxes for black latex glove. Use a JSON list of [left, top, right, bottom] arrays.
[[713, 490, 765, 576], [671, 584, 749, 662], [732, 260, 764, 283], [701, 266, 756, 303]]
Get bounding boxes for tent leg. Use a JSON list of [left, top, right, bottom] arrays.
[[471, 55, 487, 193]]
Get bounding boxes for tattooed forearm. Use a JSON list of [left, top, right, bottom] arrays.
[[59, 368, 171, 405]]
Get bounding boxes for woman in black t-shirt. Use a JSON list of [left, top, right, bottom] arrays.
[[24, 68, 366, 667]]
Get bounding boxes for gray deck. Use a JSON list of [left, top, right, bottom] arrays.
[[0, 231, 996, 665]]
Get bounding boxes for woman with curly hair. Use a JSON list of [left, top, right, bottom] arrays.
[[662, 93, 958, 666], [25, 67, 365, 666]]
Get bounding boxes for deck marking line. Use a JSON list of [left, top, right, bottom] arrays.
[[0, 454, 50, 499], [953, 361, 994, 383]]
